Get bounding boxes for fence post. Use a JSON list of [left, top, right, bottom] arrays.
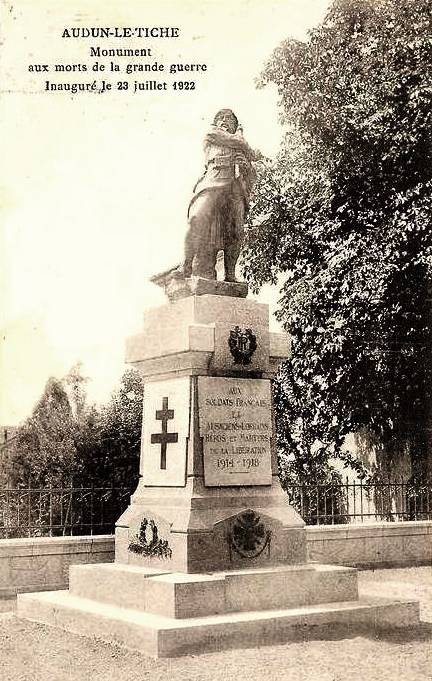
[[345, 476, 350, 520], [413, 477, 417, 521], [90, 480, 94, 536], [60, 481, 64, 532], [27, 479, 32, 538], [330, 476, 335, 525], [387, 477, 392, 521], [426, 479, 430, 521], [70, 478, 74, 536], [353, 479, 356, 521], [49, 480, 53, 537]]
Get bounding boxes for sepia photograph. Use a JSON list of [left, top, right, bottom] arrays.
[[0, 0, 431, 679]]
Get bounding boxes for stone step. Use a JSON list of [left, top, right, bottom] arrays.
[[17, 589, 420, 658], [69, 563, 168, 612], [69, 562, 359, 617]]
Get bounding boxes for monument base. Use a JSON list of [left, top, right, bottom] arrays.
[[16, 289, 421, 654], [18, 561, 420, 658]]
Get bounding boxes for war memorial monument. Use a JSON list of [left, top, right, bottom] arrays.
[[17, 110, 419, 657]]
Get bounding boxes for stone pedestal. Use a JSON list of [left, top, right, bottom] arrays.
[[17, 286, 421, 657], [116, 293, 304, 573]]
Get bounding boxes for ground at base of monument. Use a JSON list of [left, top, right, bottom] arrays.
[[2, 568, 431, 681]]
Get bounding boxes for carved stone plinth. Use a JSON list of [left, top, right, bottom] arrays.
[[117, 292, 303, 572]]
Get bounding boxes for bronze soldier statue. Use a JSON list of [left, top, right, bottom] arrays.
[[178, 109, 258, 282]]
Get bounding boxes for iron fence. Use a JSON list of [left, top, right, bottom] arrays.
[[0, 480, 138, 539], [0, 477, 430, 537], [285, 477, 432, 525]]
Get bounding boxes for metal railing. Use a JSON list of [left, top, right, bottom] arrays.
[[0, 477, 430, 537], [285, 477, 432, 525], [0, 480, 138, 539]]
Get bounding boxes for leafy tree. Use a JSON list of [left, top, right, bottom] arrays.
[[7, 377, 79, 487], [75, 368, 143, 488], [6, 366, 143, 486], [242, 0, 432, 483], [3, 366, 143, 536]]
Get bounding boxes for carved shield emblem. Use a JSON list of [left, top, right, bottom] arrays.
[[228, 326, 257, 365]]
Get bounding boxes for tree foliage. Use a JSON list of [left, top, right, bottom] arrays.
[[76, 368, 143, 487], [6, 365, 143, 488], [8, 376, 78, 486], [242, 0, 432, 481]]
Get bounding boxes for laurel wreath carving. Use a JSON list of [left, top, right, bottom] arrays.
[[128, 518, 172, 559]]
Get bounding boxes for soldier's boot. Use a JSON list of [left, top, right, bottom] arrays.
[[195, 245, 218, 279], [176, 224, 196, 277], [224, 243, 241, 282]]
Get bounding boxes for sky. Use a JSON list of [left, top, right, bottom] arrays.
[[0, 0, 330, 425]]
